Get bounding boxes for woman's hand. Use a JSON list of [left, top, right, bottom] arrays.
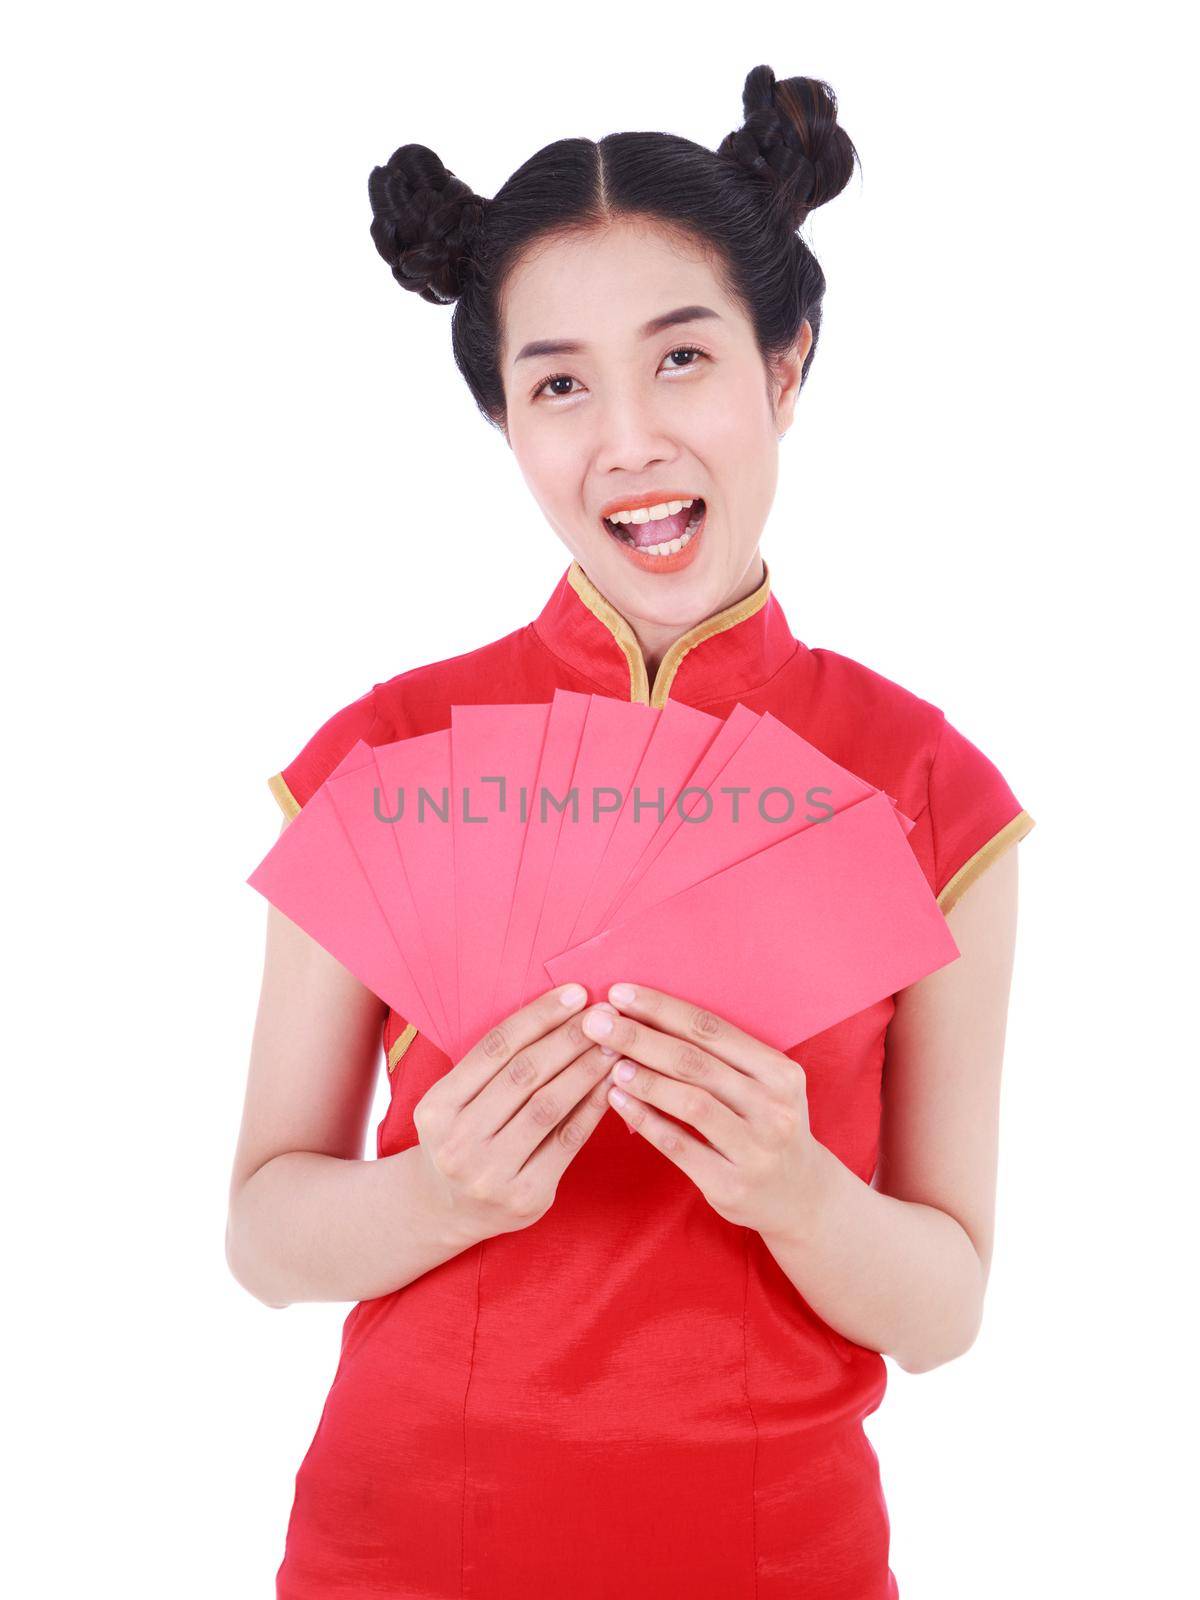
[[413, 984, 618, 1247], [580, 984, 825, 1236]]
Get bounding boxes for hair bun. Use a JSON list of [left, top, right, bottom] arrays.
[[367, 143, 488, 305], [719, 65, 859, 228]]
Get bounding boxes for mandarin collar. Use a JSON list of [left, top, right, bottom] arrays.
[[531, 557, 800, 707]]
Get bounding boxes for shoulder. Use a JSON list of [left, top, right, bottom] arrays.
[[802, 644, 1035, 912], [807, 643, 943, 746], [265, 624, 532, 820], [372, 625, 534, 739], [784, 643, 942, 811], [917, 705, 1035, 912], [266, 681, 392, 820]]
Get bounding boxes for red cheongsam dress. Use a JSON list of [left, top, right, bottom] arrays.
[[265, 557, 1035, 1600]]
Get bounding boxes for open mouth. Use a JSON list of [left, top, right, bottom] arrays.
[[602, 497, 706, 557]]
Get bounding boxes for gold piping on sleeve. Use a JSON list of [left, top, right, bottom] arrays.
[[387, 1022, 419, 1073], [268, 771, 301, 821], [566, 557, 773, 706], [937, 809, 1036, 915]]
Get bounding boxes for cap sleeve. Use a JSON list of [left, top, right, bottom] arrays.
[[267, 684, 390, 821], [927, 713, 1035, 913]]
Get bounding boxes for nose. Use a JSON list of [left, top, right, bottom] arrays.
[[591, 385, 678, 477]]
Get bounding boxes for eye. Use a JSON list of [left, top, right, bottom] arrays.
[[661, 344, 709, 372], [530, 371, 580, 401], [529, 345, 712, 403]]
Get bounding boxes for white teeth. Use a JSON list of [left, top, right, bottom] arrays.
[[603, 498, 706, 556], [634, 518, 701, 557], [606, 496, 694, 525]]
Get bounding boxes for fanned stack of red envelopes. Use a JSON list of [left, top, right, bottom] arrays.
[[248, 689, 960, 1063]]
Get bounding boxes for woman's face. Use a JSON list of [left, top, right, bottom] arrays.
[[499, 217, 810, 634]]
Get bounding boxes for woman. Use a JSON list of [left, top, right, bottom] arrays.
[[228, 65, 1035, 1599]]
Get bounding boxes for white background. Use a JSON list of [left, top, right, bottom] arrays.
[[7, 3, 1194, 1594]]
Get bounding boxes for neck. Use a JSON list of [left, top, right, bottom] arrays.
[[632, 552, 767, 682]]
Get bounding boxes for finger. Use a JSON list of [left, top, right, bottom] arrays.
[[606, 1075, 732, 1186], [491, 1038, 616, 1167], [582, 1006, 759, 1118], [603, 1056, 749, 1162], [521, 1044, 620, 1186], [600, 984, 793, 1095], [463, 1001, 619, 1153], [446, 983, 593, 1107]]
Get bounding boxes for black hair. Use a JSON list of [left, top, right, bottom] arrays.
[[366, 64, 860, 432]]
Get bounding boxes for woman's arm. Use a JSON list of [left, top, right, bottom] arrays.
[[225, 824, 474, 1309], [758, 844, 1020, 1374]]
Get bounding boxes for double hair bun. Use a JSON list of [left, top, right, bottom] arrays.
[[367, 64, 856, 304], [717, 64, 858, 229], [367, 143, 489, 304]]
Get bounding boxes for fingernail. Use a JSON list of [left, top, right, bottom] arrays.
[[609, 983, 636, 1006], [583, 1009, 614, 1038], [559, 984, 587, 1007]]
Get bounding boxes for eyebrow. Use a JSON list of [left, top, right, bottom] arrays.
[[513, 305, 722, 364]]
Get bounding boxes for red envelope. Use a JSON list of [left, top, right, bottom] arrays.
[[544, 791, 959, 1050], [372, 730, 458, 1051], [521, 691, 659, 1014], [452, 702, 551, 1057], [608, 709, 917, 930], [487, 692, 590, 1043], [565, 698, 726, 946], [324, 753, 453, 1051], [247, 740, 452, 1054], [248, 699, 941, 1066]]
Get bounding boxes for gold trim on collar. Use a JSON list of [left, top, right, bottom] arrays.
[[268, 771, 301, 821], [937, 809, 1035, 915], [567, 563, 649, 703], [387, 1021, 419, 1073], [567, 558, 772, 707]]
